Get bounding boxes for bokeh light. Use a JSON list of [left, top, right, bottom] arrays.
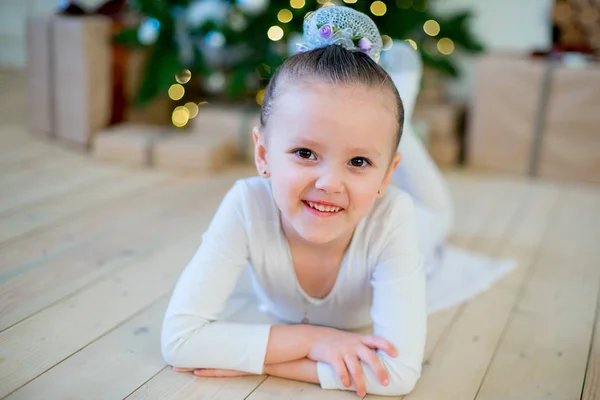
[[168, 84, 185, 101], [278, 9, 293, 23], [268, 26, 284, 41], [371, 1, 387, 16], [437, 38, 455, 55], [172, 106, 190, 127], [423, 20, 440, 36]]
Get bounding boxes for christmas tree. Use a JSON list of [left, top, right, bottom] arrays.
[[115, 0, 483, 126]]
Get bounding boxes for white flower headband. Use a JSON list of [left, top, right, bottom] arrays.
[[296, 6, 383, 64]]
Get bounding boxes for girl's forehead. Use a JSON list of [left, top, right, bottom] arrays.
[[270, 81, 397, 150], [275, 81, 395, 123]]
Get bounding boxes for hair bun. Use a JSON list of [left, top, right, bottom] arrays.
[[296, 6, 383, 63]]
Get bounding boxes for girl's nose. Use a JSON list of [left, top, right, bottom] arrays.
[[314, 165, 344, 194]]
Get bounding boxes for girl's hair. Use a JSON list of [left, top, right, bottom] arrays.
[[260, 44, 404, 151]]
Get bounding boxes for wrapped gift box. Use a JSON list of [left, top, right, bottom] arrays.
[[467, 54, 548, 175], [52, 15, 112, 148], [93, 123, 167, 166], [537, 64, 600, 183], [152, 131, 239, 172], [26, 16, 53, 137], [467, 53, 600, 183], [26, 15, 112, 147]]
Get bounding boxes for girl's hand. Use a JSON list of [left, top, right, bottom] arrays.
[[172, 366, 254, 378], [307, 328, 397, 397]]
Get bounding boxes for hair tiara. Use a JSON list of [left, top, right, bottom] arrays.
[[296, 6, 383, 64]]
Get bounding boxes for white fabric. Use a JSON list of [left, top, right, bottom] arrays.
[[383, 41, 515, 313], [162, 178, 427, 395]]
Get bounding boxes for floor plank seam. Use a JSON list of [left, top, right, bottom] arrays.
[[579, 275, 600, 400], [122, 365, 169, 400], [242, 375, 270, 399], [0, 293, 170, 399]]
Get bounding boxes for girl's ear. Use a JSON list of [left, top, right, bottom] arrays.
[[253, 126, 270, 178], [378, 152, 402, 197]]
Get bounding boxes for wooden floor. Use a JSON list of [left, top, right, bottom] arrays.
[[0, 71, 599, 399]]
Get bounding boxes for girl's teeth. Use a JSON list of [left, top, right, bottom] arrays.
[[307, 201, 341, 212]]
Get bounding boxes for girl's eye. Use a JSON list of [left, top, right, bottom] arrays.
[[350, 157, 371, 168], [295, 148, 315, 159]]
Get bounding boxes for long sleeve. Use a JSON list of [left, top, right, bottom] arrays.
[[316, 194, 427, 396], [161, 181, 272, 374]]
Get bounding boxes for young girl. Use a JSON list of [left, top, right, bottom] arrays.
[[161, 6, 513, 397]]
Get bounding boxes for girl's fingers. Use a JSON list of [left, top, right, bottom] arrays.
[[344, 355, 366, 397], [357, 346, 389, 386], [361, 336, 398, 358], [332, 358, 352, 388], [194, 368, 250, 377], [173, 367, 195, 372]]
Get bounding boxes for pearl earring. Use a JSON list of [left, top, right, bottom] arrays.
[[262, 169, 268, 175]]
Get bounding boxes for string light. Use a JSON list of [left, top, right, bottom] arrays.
[[437, 38, 454, 55], [290, 0, 305, 9], [278, 9, 293, 23], [168, 84, 185, 101], [172, 106, 190, 128], [175, 69, 191, 84], [405, 39, 418, 50], [267, 26, 284, 41], [256, 89, 265, 105], [370, 1, 387, 16], [381, 35, 393, 51], [423, 20, 440, 36], [185, 102, 199, 119]]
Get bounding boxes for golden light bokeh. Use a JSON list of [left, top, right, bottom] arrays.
[[381, 34, 393, 51], [423, 20, 440, 36], [172, 106, 190, 128], [175, 69, 191, 84], [437, 37, 455, 55], [290, 0, 305, 9], [268, 26, 284, 41], [256, 89, 265, 105], [322, 1, 335, 6], [405, 39, 418, 50], [185, 102, 199, 119], [343, 0, 358, 3], [278, 9, 293, 23], [370, 1, 387, 16], [168, 84, 185, 101]]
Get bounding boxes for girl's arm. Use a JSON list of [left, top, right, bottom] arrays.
[[263, 358, 320, 384], [315, 192, 427, 396]]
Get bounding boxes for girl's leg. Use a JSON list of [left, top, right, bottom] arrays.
[[392, 123, 454, 267]]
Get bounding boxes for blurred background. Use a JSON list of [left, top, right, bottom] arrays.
[[1, 0, 599, 184]]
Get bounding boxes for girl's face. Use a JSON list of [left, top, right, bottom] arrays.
[[255, 81, 401, 246]]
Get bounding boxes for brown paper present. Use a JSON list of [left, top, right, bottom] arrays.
[[93, 123, 167, 166], [190, 104, 260, 163], [537, 64, 600, 184], [467, 54, 548, 175], [52, 15, 112, 148], [26, 16, 53, 137], [152, 130, 239, 172]]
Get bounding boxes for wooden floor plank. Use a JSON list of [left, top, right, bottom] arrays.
[[0, 170, 167, 244], [4, 292, 251, 399], [0, 159, 124, 215], [0, 171, 249, 331], [476, 186, 600, 400], [0, 233, 200, 398], [396, 182, 560, 400]]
